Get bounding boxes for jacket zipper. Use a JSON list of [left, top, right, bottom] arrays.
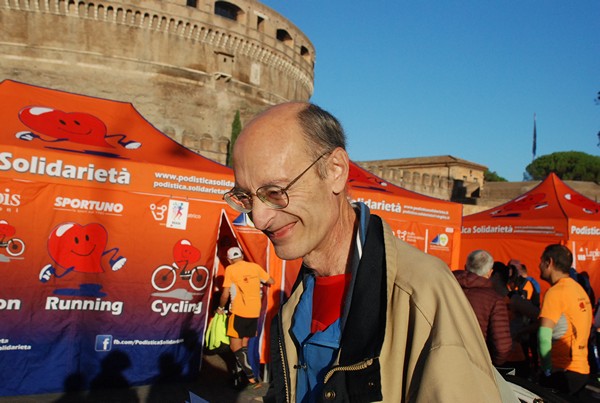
[[278, 315, 290, 402], [323, 358, 374, 384]]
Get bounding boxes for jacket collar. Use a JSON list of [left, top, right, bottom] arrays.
[[339, 208, 387, 365]]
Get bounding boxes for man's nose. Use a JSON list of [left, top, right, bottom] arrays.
[[248, 199, 276, 231]]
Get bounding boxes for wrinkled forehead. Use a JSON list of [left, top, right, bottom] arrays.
[[234, 112, 309, 165], [232, 114, 310, 185]]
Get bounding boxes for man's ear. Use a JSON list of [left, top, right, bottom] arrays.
[[328, 147, 349, 194]]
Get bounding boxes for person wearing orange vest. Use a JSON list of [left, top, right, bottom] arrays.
[[538, 244, 592, 396]]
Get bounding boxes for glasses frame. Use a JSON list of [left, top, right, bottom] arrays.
[[223, 151, 330, 213]]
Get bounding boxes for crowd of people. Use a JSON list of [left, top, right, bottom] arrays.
[[455, 247, 599, 400]]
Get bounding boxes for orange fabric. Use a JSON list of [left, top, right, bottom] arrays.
[[0, 80, 234, 198], [347, 162, 463, 269], [540, 277, 593, 373], [226, 314, 240, 338], [223, 260, 270, 318]]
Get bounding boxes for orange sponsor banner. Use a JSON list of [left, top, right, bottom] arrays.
[[0, 80, 239, 396]]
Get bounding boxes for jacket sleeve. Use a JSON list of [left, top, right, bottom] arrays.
[[489, 298, 513, 366]]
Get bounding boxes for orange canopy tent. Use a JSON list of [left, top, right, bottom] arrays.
[[347, 161, 463, 269], [460, 173, 600, 297], [0, 80, 239, 396]]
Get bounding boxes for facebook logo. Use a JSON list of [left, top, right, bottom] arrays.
[[95, 335, 113, 352]]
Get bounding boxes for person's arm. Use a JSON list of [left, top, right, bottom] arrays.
[[258, 266, 275, 285], [538, 317, 555, 376], [217, 287, 230, 314]]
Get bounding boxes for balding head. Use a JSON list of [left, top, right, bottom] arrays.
[[234, 103, 346, 175], [227, 102, 353, 266]]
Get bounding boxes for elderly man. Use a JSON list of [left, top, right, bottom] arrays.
[[454, 250, 512, 366], [224, 103, 516, 402], [538, 244, 592, 396]]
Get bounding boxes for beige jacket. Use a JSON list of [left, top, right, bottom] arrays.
[[275, 219, 517, 402], [378, 221, 516, 402]]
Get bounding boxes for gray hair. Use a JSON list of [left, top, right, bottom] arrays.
[[465, 250, 494, 277], [297, 104, 347, 178]]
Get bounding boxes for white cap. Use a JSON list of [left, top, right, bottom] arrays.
[[227, 247, 243, 260]]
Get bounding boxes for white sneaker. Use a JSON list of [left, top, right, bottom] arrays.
[[39, 264, 53, 282], [125, 141, 141, 149], [16, 131, 35, 141], [112, 257, 126, 271]]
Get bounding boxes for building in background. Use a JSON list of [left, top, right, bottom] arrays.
[[358, 155, 487, 204], [359, 156, 600, 215], [0, 0, 314, 164]]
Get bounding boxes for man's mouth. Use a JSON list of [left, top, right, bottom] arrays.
[[265, 222, 296, 240]]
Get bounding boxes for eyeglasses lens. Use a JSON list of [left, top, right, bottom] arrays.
[[257, 186, 289, 209], [225, 192, 252, 213]]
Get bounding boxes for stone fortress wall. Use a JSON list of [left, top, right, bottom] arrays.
[[0, 0, 314, 164]]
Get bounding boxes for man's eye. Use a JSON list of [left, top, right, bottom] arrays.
[[267, 190, 285, 199]]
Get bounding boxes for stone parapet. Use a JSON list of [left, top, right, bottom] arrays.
[[0, 0, 315, 164]]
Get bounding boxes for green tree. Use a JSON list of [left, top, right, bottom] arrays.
[[484, 170, 507, 182], [226, 110, 241, 167], [525, 151, 600, 183]]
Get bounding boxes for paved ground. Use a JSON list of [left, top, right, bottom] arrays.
[[3, 353, 599, 403], [0, 352, 267, 403]]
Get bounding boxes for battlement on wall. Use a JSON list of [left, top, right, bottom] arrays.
[[357, 156, 486, 202], [1, 0, 314, 95], [0, 0, 315, 164]]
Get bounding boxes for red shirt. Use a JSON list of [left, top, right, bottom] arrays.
[[311, 273, 352, 333]]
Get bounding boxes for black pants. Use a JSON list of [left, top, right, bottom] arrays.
[[541, 370, 589, 395]]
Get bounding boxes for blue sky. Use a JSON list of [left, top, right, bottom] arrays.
[[260, 1, 599, 182]]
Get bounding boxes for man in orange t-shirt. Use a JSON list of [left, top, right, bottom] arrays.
[[538, 244, 592, 396], [218, 246, 274, 388]]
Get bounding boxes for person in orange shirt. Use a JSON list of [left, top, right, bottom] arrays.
[[538, 244, 592, 396], [217, 246, 274, 388]]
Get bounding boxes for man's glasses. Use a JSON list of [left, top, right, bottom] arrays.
[[223, 151, 330, 213]]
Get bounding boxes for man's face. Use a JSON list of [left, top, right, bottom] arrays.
[[232, 106, 340, 261], [538, 257, 551, 283]]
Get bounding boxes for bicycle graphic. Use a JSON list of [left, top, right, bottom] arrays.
[[151, 263, 210, 292], [0, 220, 25, 257], [0, 237, 25, 256], [150, 239, 209, 292]]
